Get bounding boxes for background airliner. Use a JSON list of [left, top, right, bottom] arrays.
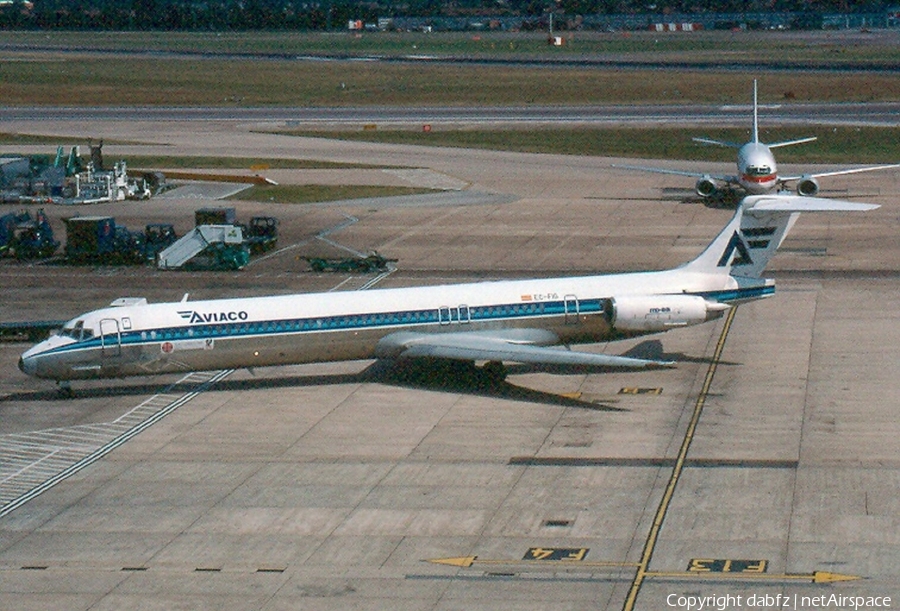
[[19, 194, 877, 390], [615, 80, 900, 200]]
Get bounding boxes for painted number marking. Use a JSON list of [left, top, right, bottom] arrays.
[[524, 548, 589, 562], [688, 558, 768, 573]]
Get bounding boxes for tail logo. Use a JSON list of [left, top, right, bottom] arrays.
[[717, 232, 753, 268]]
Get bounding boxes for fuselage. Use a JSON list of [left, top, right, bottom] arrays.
[[736, 142, 779, 195], [19, 266, 739, 382]]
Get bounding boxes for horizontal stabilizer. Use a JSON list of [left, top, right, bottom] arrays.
[[767, 136, 817, 149], [692, 136, 743, 148], [745, 194, 880, 213]]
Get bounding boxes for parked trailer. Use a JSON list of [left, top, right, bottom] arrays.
[[63, 216, 143, 265], [143, 223, 178, 263], [195, 207, 236, 227], [0, 209, 58, 259], [0, 210, 30, 255], [303, 252, 397, 273]]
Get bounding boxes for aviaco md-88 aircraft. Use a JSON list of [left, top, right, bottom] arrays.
[[19, 194, 877, 389], [615, 80, 900, 200]]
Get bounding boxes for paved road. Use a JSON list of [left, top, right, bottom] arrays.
[[1, 103, 899, 127]]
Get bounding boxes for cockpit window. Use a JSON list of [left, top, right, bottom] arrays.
[[59, 320, 93, 342], [747, 166, 772, 177]]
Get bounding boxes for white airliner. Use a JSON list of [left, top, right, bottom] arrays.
[[19, 194, 877, 387], [615, 80, 900, 199]]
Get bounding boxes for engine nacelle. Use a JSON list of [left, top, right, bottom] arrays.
[[609, 295, 723, 333], [695, 175, 718, 198], [796, 175, 819, 197]]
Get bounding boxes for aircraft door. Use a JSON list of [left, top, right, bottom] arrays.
[[438, 306, 452, 325], [99, 318, 122, 357], [438, 305, 471, 325], [564, 295, 580, 325], [458, 305, 471, 324]]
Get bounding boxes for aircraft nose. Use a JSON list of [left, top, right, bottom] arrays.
[[18, 355, 35, 376]]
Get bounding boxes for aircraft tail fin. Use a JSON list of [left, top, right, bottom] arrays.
[[693, 79, 761, 149], [752, 79, 816, 148], [682, 194, 879, 279], [752, 79, 759, 144]]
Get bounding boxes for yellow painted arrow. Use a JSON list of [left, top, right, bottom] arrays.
[[426, 556, 638, 569], [645, 569, 860, 583], [813, 571, 861, 584], [426, 557, 860, 584], [427, 556, 478, 568]]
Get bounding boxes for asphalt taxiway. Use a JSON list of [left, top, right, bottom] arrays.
[[2, 102, 900, 127], [1, 118, 899, 610]]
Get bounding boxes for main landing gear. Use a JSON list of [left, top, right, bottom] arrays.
[[56, 381, 74, 398], [481, 360, 508, 385]]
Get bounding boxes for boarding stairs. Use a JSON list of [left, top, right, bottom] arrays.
[[157, 224, 244, 270]]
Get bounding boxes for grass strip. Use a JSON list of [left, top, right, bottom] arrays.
[[226, 184, 439, 204], [4, 31, 900, 66], [2, 56, 900, 107]]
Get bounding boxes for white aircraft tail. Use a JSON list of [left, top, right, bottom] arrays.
[[691, 80, 762, 149], [695, 80, 816, 150], [682, 195, 879, 279], [752, 79, 759, 144]]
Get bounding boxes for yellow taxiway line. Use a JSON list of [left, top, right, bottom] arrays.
[[623, 306, 737, 611]]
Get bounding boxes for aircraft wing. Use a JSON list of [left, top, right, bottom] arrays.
[[375, 330, 673, 369], [612, 163, 735, 183], [781, 163, 900, 182]]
